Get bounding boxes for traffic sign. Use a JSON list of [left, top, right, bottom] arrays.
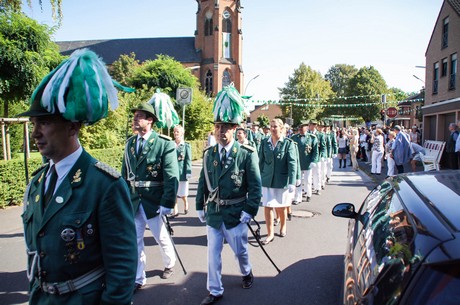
[[386, 107, 398, 118], [176, 87, 192, 105]]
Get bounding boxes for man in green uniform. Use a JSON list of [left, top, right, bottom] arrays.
[[250, 122, 264, 152], [20, 50, 137, 305], [291, 120, 319, 203], [325, 124, 338, 183], [196, 84, 262, 305], [121, 102, 179, 289], [309, 120, 326, 195]]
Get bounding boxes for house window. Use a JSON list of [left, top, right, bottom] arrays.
[[433, 62, 439, 95], [441, 58, 448, 77], [222, 70, 231, 87], [205, 70, 213, 95], [205, 18, 213, 36], [449, 53, 457, 90], [442, 17, 449, 49]]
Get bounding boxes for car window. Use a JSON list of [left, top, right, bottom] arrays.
[[356, 188, 418, 304], [404, 262, 460, 305], [357, 181, 393, 232]]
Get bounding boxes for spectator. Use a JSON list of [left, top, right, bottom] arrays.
[[349, 128, 360, 171], [359, 128, 368, 162], [385, 131, 396, 177], [410, 142, 426, 172], [207, 131, 216, 147], [390, 125, 412, 174], [456, 120, 460, 168], [409, 125, 420, 145], [446, 123, 459, 169], [371, 128, 384, 175]]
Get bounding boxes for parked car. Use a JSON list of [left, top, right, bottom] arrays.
[[332, 170, 460, 305]]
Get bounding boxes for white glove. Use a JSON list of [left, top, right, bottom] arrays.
[[321, 157, 326, 162], [295, 179, 301, 187], [311, 162, 317, 168], [332, 154, 337, 158], [239, 211, 252, 224], [159, 206, 174, 216], [288, 184, 295, 193], [186, 174, 192, 179], [197, 210, 206, 223]]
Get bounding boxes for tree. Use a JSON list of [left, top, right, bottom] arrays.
[[346, 66, 388, 122], [0, 11, 63, 117], [2, 0, 63, 24], [109, 52, 140, 86], [324, 64, 358, 96], [279, 63, 334, 126]]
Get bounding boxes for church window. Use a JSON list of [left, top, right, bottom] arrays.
[[205, 18, 213, 36], [205, 70, 213, 95], [222, 70, 231, 87]]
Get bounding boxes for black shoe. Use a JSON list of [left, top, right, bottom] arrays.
[[306, 197, 311, 202], [321, 186, 325, 190], [326, 177, 330, 183], [134, 283, 143, 293], [242, 271, 254, 289], [184, 209, 188, 215], [200, 294, 223, 305], [287, 213, 292, 221], [161, 267, 174, 279], [292, 201, 300, 205]]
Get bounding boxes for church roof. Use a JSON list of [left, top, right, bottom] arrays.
[[57, 37, 201, 65]]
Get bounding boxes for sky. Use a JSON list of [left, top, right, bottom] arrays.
[[23, 0, 444, 102]]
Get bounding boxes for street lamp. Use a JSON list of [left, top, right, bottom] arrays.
[[413, 75, 425, 85], [244, 74, 260, 95]]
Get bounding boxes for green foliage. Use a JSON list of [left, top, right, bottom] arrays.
[[109, 52, 140, 86], [279, 63, 334, 126], [183, 93, 214, 141], [388, 87, 408, 106], [346, 66, 388, 122], [0, 11, 63, 116], [256, 115, 270, 128], [325, 64, 358, 96]]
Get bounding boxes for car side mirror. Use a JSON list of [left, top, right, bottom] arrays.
[[332, 203, 357, 219]]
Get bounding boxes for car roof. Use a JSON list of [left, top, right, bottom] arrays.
[[403, 170, 460, 233]]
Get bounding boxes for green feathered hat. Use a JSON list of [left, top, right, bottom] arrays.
[[213, 83, 245, 125], [147, 88, 180, 129], [18, 48, 134, 124]]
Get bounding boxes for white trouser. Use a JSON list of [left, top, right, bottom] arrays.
[[387, 157, 395, 177], [326, 157, 333, 179], [320, 159, 327, 186], [312, 163, 321, 190], [207, 223, 251, 296], [371, 151, 383, 174], [135, 205, 176, 285], [295, 169, 312, 201]]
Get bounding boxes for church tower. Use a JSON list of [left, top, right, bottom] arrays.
[[195, 0, 244, 96]]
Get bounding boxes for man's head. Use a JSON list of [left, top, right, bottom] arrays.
[[299, 120, 309, 135], [308, 119, 317, 132], [215, 123, 238, 146], [251, 122, 259, 132], [131, 102, 157, 135], [449, 123, 457, 131], [392, 125, 402, 134], [236, 127, 247, 144]]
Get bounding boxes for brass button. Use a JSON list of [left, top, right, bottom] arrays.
[[75, 219, 81, 225]]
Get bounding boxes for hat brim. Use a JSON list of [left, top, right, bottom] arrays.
[[131, 107, 158, 121]]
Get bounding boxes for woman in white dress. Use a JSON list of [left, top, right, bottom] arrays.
[[371, 128, 385, 175], [172, 125, 192, 216], [259, 119, 297, 244]]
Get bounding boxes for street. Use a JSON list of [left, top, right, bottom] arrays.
[[0, 160, 376, 305]]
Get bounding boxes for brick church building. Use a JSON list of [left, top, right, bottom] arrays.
[[57, 0, 244, 96]]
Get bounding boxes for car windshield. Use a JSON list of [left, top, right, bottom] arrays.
[[405, 262, 460, 305]]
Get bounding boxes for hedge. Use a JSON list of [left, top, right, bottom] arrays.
[[0, 140, 206, 209]]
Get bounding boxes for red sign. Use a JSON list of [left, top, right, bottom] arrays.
[[386, 107, 398, 118]]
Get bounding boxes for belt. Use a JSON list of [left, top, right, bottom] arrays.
[[40, 266, 105, 295], [130, 180, 164, 188], [215, 196, 246, 206]]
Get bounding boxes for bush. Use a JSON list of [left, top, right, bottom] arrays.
[[0, 140, 206, 208]]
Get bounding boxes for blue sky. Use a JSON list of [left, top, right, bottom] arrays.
[[24, 0, 443, 102]]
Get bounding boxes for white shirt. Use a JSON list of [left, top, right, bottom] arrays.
[[218, 140, 234, 160], [48, 146, 83, 194]]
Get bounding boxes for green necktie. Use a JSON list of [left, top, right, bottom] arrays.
[[221, 148, 227, 168], [43, 165, 58, 208], [137, 138, 144, 156]]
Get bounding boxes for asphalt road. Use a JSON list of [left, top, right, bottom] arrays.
[[0, 160, 376, 305]]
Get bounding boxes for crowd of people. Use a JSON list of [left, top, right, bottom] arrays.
[[19, 48, 460, 305]]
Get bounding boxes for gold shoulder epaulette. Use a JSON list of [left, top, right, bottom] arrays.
[[95, 162, 121, 179], [203, 145, 213, 152], [241, 144, 256, 152], [31, 163, 48, 176], [159, 134, 172, 141]]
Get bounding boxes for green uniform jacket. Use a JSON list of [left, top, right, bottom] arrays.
[[121, 132, 179, 219], [196, 142, 261, 230], [22, 150, 137, 305], [328, 131, 339, 156], [259, 137, 297, 188], [292, 141, 301, 181], [252, 131, 264, 152], [176, 142, 192, 181], [291, 133, 319, 170], [315, 131, 327, 159]]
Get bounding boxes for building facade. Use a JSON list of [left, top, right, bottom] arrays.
[[423, 0, 460, 142], [57, 0, 244, 96]]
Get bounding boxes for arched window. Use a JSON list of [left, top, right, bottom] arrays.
[[222, 70, 231, 87], [205, 18, 213, 36], [222, 10, 232, 59], [205, 70, 213, 95]]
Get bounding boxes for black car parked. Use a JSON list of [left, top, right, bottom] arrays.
[[332, 170, 460, 305]]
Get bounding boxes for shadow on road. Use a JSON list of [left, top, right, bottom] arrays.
[[0, 270, 29, 305]]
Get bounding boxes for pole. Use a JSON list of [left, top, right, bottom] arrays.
[[162, 215, 187, 275], [182, 105, 186, 129]]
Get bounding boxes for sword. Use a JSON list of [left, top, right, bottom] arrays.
[[162, 215, 187, 275], [247, 219, 282, 274]]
